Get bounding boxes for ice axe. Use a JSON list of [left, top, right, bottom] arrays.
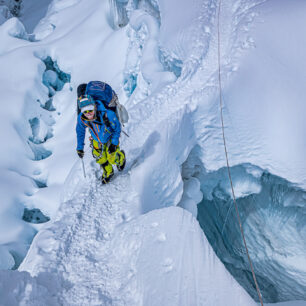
[[81, 158, 86, 178], [122, 129, 130, 137]]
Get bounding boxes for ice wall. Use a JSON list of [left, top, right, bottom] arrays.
[[181, 148, 306, 302]]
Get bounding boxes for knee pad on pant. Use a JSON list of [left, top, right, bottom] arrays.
[[92, 142, 107, 165], [101, 161, 113, 177], [107, 147, 125, 165], [108, 152, 117, 165], [93, 149, 107, 165]]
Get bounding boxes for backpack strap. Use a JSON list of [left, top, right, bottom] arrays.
[[102, 112, 111, 128], [81, 111, 112, 143], [87, 120, 105, 143], [91, 111, 111, 128], [81, 118, 101, 143]]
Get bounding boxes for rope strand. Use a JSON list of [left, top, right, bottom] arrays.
[[216, 1, 264, 305]]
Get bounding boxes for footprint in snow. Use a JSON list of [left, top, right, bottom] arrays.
[[162, 258, 173, 272], [156, 233, 166, 242]]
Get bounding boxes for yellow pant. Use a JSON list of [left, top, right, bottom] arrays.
[[91, 140, 125, 177]]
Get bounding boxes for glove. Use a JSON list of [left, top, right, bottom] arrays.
[[108, 144, 117, 154], [77, 149, 84, 158]]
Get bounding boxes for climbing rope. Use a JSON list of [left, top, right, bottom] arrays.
[[216, 1, 264, 305]]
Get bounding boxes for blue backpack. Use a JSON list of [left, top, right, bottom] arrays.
[[77, 81, 129, 126], [85, 81, 117, 110]]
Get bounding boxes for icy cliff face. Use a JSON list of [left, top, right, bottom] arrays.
[[182, 149, 306, 301]]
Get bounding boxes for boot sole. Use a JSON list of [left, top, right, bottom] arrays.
[[102, 172, 114, 184], [117, 150, 126, 172]]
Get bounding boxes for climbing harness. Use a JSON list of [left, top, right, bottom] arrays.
[[217, 1, 264, 305]]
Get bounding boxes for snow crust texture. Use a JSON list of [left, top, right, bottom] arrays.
[[19, 168, 255, 305], [0, 0, 306, 305]]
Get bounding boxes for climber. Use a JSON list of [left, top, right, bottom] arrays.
[[76, 90, 126, 184]]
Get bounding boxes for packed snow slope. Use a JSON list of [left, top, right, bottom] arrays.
[[0, 0, 305, 305]]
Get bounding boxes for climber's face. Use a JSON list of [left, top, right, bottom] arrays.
[[83, 109, 95, 120]]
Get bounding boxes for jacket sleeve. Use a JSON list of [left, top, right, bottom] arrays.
[[107, 110, 121, 146], [76, 115, 87, 150], [96, 100, 106, 113]]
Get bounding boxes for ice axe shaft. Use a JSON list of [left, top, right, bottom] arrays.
[[81, 158, 86, 178], [122, 130, 130, 137]]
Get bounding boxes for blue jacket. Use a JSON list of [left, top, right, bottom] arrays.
[[76, 100, 121, 150]]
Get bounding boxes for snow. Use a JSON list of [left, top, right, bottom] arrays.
[[218, 0, 306, 189], [19, 173, 255, 305], [0, 270, 62, 305], [129, 9, 176, 93], [0, 5, 12, 25], [0, 246, 14, 270], [19, 0, 53, 33], [178, 177, 203, 218], [273, 303, 306, 306], [0, 0, 305, 304]]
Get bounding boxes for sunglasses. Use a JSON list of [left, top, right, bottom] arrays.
[[83, 110, 94, 114]]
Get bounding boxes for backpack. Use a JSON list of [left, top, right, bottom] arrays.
[[77, 81, 129, 126]]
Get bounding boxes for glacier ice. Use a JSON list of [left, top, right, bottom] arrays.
[[178, 177, 203, 218], [42, 56, 70, 97], [109, 0, 129, 28], [0, 0, 21, 18], [0, 246, 15, 270], [182, 148, 306, 302], [0, 4, 12, 25], [28, 117, 52, 144], [22, 208, 50, 224]]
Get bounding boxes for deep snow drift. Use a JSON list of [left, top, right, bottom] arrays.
[[0, 0, 306, 305]]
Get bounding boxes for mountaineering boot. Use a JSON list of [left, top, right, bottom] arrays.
[[116, 150, 126, 172], [101, 161, 114, 184], [102, 171, 114, 184]]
